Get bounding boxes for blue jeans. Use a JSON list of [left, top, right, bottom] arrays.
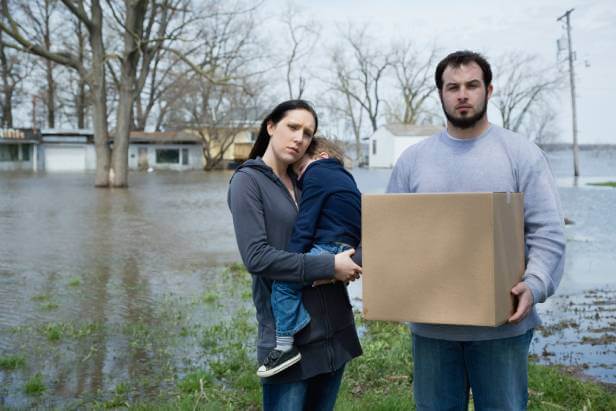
[[271, 243, 350, 337], [262, 366, 345, 411], [412, 329, 534, 411]]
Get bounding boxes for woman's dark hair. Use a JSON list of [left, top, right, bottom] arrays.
[[249, 99, 318, 159], [434, 50, 492, 91]]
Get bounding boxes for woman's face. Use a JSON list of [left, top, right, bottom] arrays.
[[266, 109, 316, 165]]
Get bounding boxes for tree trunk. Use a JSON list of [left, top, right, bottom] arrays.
[[75, 20, 87, 129], [46, 59, 55, 128], [0, 34, 12, 128], [110, 0, 147, 187], [90, 0, 110, 187]]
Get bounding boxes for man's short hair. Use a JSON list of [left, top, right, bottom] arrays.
[[435, 50, 492, 91], [306, 137, 346, 165]]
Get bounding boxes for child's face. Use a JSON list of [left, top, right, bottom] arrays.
[[292, 152, 329, 179]]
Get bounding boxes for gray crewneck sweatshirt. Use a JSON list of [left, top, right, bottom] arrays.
[[386, 124, 566, 341]]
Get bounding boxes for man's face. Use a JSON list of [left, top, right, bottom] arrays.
[[439, 62, 493, 129]]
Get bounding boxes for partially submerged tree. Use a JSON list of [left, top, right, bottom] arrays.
[[0, 0, 184, 187]]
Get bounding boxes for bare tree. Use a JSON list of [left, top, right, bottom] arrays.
[[14, 0, 63, 128], [280, 2, 319, 99], [328, 26, 391, 164], [491, 53, 563, 134], [386, 42, 438, 125], [162, 0, 265, 170], [0, 29, 30, 127], [102, 0, 191, 131]]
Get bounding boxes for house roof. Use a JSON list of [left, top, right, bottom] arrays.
[[384, 123, 442, 137], [129, 130, 202, 143]]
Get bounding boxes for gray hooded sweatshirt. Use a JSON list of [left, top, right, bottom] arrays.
[[227, 157, 362, 384]]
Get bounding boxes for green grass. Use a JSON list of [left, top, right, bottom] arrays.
[[67, 276, 82, 287], [588, 181, 616, 188], [0, 355, 26, 370], [528, 363, 616, 410], [24, 373, 46, 396], [44, 323, 64, 341], [202, 291, 218, 304]]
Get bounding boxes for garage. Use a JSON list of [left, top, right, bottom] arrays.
[[44, 145, 86, 172]]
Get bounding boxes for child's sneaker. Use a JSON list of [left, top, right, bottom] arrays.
[[256, 346, 301, 377]]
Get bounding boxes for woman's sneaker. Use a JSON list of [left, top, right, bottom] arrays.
[[256, 347, 301, 378]]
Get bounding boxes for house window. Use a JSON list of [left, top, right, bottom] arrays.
[[0, 144, 19, 161], [250, 131, 257, 142], [156, 148, 180, 164], [21, 145, 30, 161], [181, 148, 189, 165], [372, 140, 377, 155]]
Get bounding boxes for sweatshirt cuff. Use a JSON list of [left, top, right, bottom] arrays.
[[523, 274, 545, 304], [302, 254, 335, 283]]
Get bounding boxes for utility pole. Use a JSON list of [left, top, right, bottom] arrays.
[[557, 8, 580, 177]]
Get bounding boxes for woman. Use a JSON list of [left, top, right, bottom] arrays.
[[227, 99, 362, 410]]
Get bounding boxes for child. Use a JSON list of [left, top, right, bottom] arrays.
[[257, 137, 362, 378]]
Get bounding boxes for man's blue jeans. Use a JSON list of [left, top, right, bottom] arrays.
[[262, 366, 344, 411], [412, 329, 534, 411], [271, 243, 350, 337]]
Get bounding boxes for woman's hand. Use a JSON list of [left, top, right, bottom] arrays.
[[334, 249, 362, 282]]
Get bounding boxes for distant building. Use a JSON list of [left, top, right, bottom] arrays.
[[129, 126, 258, 170], [128, 130, 203, 171], [369, 124, 442, 168], [0, 128, 40, 171]]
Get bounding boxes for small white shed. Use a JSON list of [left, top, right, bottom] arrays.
[[369, 124, 442, 168]]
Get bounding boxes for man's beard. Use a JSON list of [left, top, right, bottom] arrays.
[[441, 94, 488, 129]]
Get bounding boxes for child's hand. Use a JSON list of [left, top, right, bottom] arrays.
[[334, 249, 362, 283]]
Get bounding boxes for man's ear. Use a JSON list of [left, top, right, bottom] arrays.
[[318, 152, 330, 159], [486, 83, 494, 100]]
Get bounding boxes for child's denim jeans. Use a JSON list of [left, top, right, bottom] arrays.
[[271, 243, 351, 337]]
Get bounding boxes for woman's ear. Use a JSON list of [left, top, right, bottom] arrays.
[[266, 120, 275, 137], [318, 152, 330, 159]]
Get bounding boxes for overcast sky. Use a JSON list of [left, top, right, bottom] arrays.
[[267, 0, 615, 144]]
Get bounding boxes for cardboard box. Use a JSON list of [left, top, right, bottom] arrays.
[[362, 192, 525, 326]]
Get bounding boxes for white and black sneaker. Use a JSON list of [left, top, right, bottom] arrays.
[[256, 347, 301, 378]]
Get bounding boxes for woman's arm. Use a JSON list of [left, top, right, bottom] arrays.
[[228, 170, 336, 283]]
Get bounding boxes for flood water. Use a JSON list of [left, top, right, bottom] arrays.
[[1, 147, 615, 407]]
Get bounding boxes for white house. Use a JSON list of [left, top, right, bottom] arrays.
[[369, 124, 442, 168]]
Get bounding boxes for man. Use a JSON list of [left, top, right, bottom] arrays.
[[387, 50, 566, 410]]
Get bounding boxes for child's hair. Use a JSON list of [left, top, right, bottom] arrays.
[[306, 137, 346, 165]]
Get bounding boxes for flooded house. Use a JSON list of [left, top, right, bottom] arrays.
[[0, 128, 40, 171]]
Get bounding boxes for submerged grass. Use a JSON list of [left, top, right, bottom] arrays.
[[0, 354, 26, 370], [24, 373, 46, 396]]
